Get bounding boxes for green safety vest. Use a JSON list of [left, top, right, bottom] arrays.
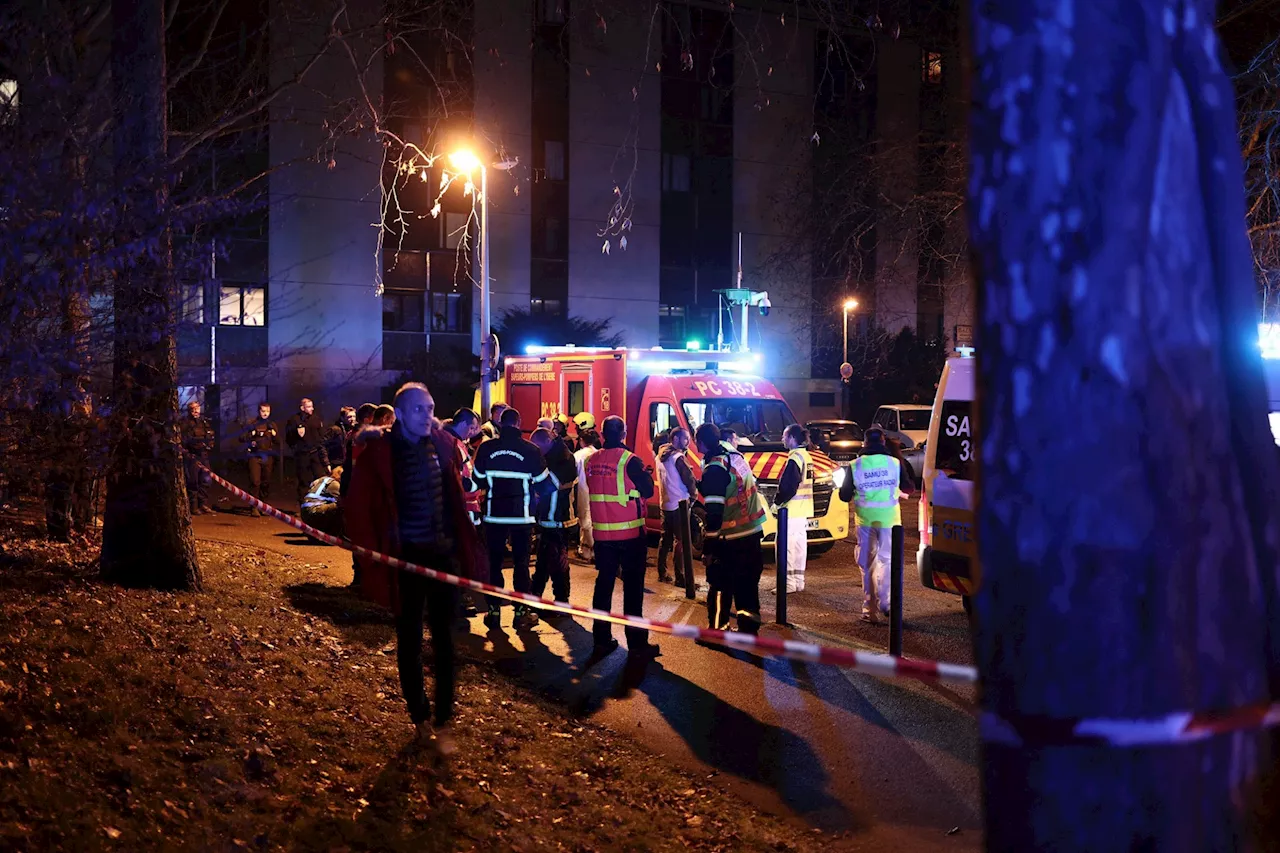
[[704, 456, 767, 540], [852, 453, 902, 527], [783, 448, 814, 520]]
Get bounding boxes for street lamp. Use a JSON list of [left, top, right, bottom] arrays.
[[842, 299, 858, 365], [450, 149, 492, 414]]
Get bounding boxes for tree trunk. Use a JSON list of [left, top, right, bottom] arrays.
[[101, 0, 200, 590], [969, 0, 1280, 848]]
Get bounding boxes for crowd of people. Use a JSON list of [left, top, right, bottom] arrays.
[[179, 383, 913, 754]]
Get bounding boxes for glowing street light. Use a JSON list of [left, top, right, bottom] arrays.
[[842, 299, 859, 365], [450, 147, 493, 413]]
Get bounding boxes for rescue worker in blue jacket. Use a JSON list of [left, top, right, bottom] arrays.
[[471, 407, 549, 630], [529, 427, 578, 606]]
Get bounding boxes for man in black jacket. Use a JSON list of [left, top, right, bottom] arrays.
[[471, 407, 549, 630], [240, 402, 279, 516], [179, 400, 216, 514], [285, 397, 330, 506], [325, 406, 357, 471], [529, 427, 577, 606]]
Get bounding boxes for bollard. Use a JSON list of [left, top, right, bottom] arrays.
[[890, 524, 904, 656], [776, 506, 788, 625], [678, 499, 696, 600]]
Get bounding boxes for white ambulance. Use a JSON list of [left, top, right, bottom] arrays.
[[916, 350, 978, 611]]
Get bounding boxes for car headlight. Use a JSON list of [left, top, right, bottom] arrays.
[[832, 466, 847, 490]]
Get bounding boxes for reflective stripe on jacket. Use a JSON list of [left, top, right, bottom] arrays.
[[704, 457, 767, 540], [584, 447, 645, 540], [853, 453, 902, 527], [782, 448, 814, 519]]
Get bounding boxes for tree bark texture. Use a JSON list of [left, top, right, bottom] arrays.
[[101, 0, 200, 590], [969, 0, 1280, 848]]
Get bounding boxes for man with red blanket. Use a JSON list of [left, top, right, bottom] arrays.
[[344, 382, 477, 754]]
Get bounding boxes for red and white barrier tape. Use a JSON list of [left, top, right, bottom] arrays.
[[200, 463, 978, 686], [982, 700, 1280, 747]]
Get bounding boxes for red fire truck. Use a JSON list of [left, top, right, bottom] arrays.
[[487, 345, 850, 555]]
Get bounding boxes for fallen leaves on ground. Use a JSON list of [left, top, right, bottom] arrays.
[[0, 515, 832, 852]]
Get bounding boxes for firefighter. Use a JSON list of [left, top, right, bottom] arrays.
[[773, 423, 814, 594], [471, 407, 549, 630], [179, 400, 216, 515], [583, 415, 659, 660], [285, 397, 330, 507], [838, 425, 914, 623], [529, 427, 577, 607], [695, 422, 767, 634], [240, 402, 279, 516]]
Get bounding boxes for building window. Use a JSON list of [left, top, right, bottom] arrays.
[[923, 51, 943, 85], [662, 154, 691, 193], [443, 211, 470, 250], [543, 217, 564, 257], [383, 290, 425, 332], [0, 79, 16, 125], [178, 386, 205, 409], [537, 0, 565, 24], [220, 385, 268, 427], [430, 291, 466, 332], [529, 297, 563, 315], [181, 283, 205, 325], [218, 284, 265, 326], [544, 140, 566, 181], [700, 86, 729, 123], [809, 392, 836, 408], [658, 303, 686, 345]]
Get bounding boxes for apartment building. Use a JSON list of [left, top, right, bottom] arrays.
[[177, 0, 968, 438]]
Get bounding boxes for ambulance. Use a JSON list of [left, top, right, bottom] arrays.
[[486, 345, 849, 555], [917, 349, 978, 611]]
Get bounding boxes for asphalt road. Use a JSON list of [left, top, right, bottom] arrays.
[[196, 496, 981, 852]]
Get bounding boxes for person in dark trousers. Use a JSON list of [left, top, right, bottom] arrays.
[[179, 400, 216, 514], [471, 407, 548, 630], [344, 382, 477, 756], [583, 415, 659, 660], [339, 403, 376, 587], [696, 422, 768, 634], [529, 427, 577, 606], [285, 398, 329, 506], [240, 402, 279, 516], [445, 408, 484, 618], [324, 406, 357, 471], [656, 426, 697, 586]]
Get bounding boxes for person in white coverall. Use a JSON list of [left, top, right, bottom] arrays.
[[838, 426, 915, 622], [772, 424, 814, 594]]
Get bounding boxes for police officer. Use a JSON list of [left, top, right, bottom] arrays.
[[529, 427, 577, 607], [472, 407, 548, 630], [240, 402, 279, 516], [179, 400, 215, 515], [838, 426, 914, 623], [773, 424, 814, 594], [584, 415, 658, 659], [695, 422, 768, 634], [285, 397, 330, 506]]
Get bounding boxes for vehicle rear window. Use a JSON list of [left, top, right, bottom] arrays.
[[935, 402, 974, 481], [899, 410, 932, 431]]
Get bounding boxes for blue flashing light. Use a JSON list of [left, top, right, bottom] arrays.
[[1262, 323, 1280, 360], [687, 340, 702, 351], [524, 343, 542, 355]]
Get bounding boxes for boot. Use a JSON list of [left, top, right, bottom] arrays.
[[483, 607, 502, 629], [513, 605, 540, 630]]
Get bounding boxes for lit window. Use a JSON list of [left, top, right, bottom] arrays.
[[0, 79, 16, 124], [544, 140, 565, 181], [923, 52, 943, 85], [430, 292, 465, 332], [662, 154, 691, 192], [219, 284, 266, 326], [383, 290, 425, 332], [181, 284, 205, 324], [443, 211, 469, 250], [530, 298, 563, 315]]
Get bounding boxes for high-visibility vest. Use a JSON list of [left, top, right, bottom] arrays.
[[703, 457, 767, 540], [852, 453, 902, 527], [585, 447, 645, 540], [782, 448, 814, 520]]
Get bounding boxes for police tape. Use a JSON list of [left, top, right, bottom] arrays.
[[198, 463, 978, 686], [982, 700, 1280, 748]]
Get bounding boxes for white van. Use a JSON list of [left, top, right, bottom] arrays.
[[917, 353, 978, 610]]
